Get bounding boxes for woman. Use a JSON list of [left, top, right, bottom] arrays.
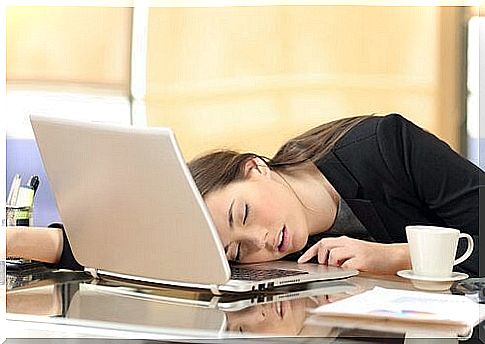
[[7, 113, 480, 276], [188, 113, 480, 276]]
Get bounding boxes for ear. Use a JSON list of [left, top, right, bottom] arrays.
[[243, 157, 270, 179]]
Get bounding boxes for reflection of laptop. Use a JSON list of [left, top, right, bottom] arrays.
[[86, 277, 358, 312], [67, 279, 357, 336], [30, 115, 358, 294]]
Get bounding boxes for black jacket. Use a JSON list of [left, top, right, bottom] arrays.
[[313, 114, 481, 276]]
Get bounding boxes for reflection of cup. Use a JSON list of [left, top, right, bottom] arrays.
[[6, 206, 33, 227], [406, 226, 473, 278]]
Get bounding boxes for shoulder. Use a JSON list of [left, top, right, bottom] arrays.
[[333, 113, 407, 150], [374, 113, 418, 139]]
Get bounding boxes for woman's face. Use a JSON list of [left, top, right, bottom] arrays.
[[225, 296, 340, 336], [225, 299, 308, 335], [204, 159, 310, 263]]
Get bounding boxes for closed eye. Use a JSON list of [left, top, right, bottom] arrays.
[[243, 204, 250, 225]]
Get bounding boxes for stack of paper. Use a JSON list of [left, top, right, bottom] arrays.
[[310, 287, 480, 327]]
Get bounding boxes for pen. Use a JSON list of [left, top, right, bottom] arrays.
[[7, 174, 21, 206], [16, 175, 39, 208], [28, 175, 40, 195]]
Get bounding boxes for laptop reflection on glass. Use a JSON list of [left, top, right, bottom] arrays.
[[30, 115, 358, 294]]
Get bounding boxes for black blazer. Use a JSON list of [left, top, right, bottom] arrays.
[[313, 114, 481, 277]]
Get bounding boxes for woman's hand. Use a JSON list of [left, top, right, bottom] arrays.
[[297, 236, 411, 275]]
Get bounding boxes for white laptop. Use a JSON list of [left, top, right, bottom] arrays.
[[30, 115, 358, 294]]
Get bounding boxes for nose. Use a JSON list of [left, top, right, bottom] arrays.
[[230, 307, 267, 332], [240, 225, 270, 250]]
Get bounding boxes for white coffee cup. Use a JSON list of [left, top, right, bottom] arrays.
[[405, 225, 474, 278]]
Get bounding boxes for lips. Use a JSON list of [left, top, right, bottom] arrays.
[[274, 301, 289, 319], [276, 226, 290, 253]]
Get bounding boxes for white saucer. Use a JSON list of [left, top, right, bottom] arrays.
[[397, 270, 469, 282], [397, 270, 468, 291]]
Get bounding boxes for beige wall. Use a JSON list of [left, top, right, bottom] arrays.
[[146, 6, 468, 160], [7, 6, 132, 88], [6, 6, 470, 160]]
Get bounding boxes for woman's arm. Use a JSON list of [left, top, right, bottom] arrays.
[[378, 114, 481, 235], [300, 115, 480, 275], [6, 226, 63, 264], [377, 114, 481, 276]]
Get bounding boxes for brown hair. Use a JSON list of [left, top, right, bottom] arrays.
[[188, 115, 373, 197]]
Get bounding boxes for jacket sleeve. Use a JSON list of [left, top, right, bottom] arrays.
[[376, 114, 482, 276], [47, 223, 84, 271]]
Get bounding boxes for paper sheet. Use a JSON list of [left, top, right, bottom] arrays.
[[311, 287, 480, 327]]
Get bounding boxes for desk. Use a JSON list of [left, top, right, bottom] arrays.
[[4, 266, 484, 343]]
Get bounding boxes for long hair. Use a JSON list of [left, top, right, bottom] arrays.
[[188, 115, 373, 197], [270, 115, 372, 167]]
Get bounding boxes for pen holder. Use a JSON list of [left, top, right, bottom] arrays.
[[6, 205, 33, 227]]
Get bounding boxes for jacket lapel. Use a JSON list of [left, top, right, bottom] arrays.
[[315, 151, 359, 199], [315, 152, 392, 243], [345, 199, 392, 243]]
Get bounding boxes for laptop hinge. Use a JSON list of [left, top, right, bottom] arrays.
[[85, 267, 99, 279], [208, 296, 221, 308], [210, 284, 222, 295]]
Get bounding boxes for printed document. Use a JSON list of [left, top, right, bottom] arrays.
[[311, 287, 480, 326]]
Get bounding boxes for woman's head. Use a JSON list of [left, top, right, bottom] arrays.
[[188, 115, 372, 263], [225, 299, 310, 335], [224, 295, 341, 336], [188, 150, 261, 198], [189, 151, 311, 263]]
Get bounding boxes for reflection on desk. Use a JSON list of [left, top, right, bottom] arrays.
[[6, 268, 483, 342]]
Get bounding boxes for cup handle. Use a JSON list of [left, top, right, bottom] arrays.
[[454, 233, 474, 266]]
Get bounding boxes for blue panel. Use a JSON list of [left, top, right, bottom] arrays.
[[467, 137, 485, 170], [6, 137, 62, 226]]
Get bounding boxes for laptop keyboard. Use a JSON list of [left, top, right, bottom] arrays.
[[230, 266, 309, 281]]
